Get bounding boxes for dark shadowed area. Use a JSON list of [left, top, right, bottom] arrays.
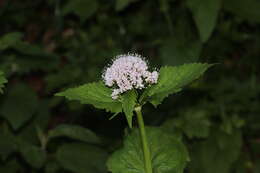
[[0, 0, 260, 173]]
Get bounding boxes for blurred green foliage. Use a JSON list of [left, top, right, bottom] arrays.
[[0, 0, 260, 173]]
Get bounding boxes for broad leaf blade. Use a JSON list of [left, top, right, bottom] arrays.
[[0, 159, 20, 173], [0, 83, 39, 130], [107, 127, 189, 173], [48, 124, 101, 144], [0, 133, 16, 161], [224, 0, 260, 23], [160, 38, 202, 66], [56, 82, 122, 113], [189, 129, 242, 173], [17, 140, 46, 169], [56, 143, 108, 173], [0, 32, 23, 50], [187, 0, 221, 42], [62, 0, 98, 22], [122, 90, 137, 128], [143, 63, 212, 107], [165, 108, 211, 139]]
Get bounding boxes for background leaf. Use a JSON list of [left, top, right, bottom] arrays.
[[0, 133, 16, 161], [56, 143, 108, 173], [0, 159, 21, 173], [116, 0, 139, 11], [62, 0, 98, 22], [0, 32, 23, 50], [189, 129, 242, 173], [0, 83, 38, 130], [160, 38, 202, 66], [48, 124, 101, 144], [0, 71, 7, 93], [224, 0, 260, 23], [172, 109, 211, 138], [18, 141, 46, 169], [107, 127, 189, 173], [187, 0, 222, 42]]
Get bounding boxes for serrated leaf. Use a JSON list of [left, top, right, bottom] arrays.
[[141, 63, 212, 107], [189, 129, 242, 173], [0, 71, 7, 93], [0, 83, 39, 130], [107, 127, 189, 173], [62, 0, 98, 22], [56, 143, 108, 173], [48, 124, 101, 144], [187, 0, 221, 42], [122, 90, 137, 128], [56, 82, 122, 113]]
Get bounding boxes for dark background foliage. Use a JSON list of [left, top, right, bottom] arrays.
[[0, 0, 260, 172]]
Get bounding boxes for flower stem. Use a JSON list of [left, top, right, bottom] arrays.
[[135, 106, 153, 173]]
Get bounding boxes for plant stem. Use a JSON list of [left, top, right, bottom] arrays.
[[135, 106, 153, 173]]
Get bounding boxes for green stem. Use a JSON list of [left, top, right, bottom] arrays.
[[135, 106, 153, 173]]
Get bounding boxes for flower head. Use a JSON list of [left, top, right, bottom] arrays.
[[103, 53, 159, 99]]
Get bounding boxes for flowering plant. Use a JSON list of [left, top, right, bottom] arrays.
[[56, 54, 211, 173]]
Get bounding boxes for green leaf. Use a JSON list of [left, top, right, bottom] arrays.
[[0, 71, 7, 93], [0, 32, 54, 58], [17, 101, 51, 144], [18, 141, 46, 169], [254, 160, 260, 173], [0, 159, 21, 173], [56, 82, 122, 113], [107, 127, 189, 173], [48, 124, 101, 144], [62, 0, 98, 22], [0, 32, 23, 50], [116, 0, 139, 11], [160, 38, 202, 66], [122, 90, 137, 128], [45, 161, 60, 173], [189, 129, 242, 173], [13, 42, 53, 56], [187, 0, 221, 42], [224, 0, 260, 23], [56, 143, 108, 173], [0, 83, 39, 130], [0, 133, 16, 161], [173, 109, 211, 138], [141, 63, 212, 107]]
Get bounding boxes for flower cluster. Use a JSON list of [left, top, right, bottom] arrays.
[[103, 54, 159, 99]]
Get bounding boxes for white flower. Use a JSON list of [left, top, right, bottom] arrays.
[[103, 53, 159, 99]]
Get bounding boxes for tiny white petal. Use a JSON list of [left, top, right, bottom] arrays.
[[103, 53, 159, 99]]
